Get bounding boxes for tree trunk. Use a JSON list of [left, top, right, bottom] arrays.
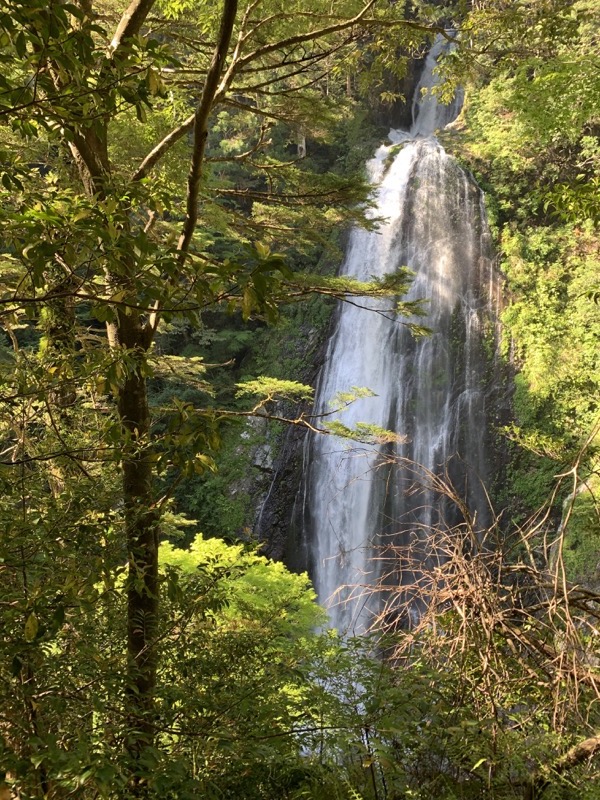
[[112, 308, 159, 786], [67, 124, 159, 781], [64, 1, 241, 787]]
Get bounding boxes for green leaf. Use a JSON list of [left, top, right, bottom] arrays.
[[24, 612, 39, 642], [135, 103, 147, 123], [235, 377, 313, 402]]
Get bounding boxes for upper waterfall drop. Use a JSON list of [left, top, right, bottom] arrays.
[[410, 36, 463, 138], [301, 39, 501, 635]]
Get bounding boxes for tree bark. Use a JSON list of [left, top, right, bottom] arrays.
[[109, 0, 157, 52], [115, 309, 159, 783]]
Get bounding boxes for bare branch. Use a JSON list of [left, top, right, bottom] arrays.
[[130, 2, 395, 183]]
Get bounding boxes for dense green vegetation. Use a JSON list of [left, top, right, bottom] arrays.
[[439, 0, 599, 578], [0, 0, 599, 798]]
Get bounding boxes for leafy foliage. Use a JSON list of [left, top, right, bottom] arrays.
[[1, 0, 600, 797], [0, 0, 451, 794], [438, 1, 600, 544]]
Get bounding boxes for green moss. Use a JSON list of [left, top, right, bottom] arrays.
[[383, 141, 408, 172]]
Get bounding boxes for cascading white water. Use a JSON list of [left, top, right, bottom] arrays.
[[302, 39, 501, 634]]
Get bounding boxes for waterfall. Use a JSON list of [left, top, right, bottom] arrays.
[[302, 39, 501, 634]]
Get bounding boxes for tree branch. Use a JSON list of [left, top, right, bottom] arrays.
[[554, 733, 600, 774], [131, 114, 195, 182], [230, 0, 376, 75], [109, 0, 157, 53], [176, 0, 238, 260], [129, 2, 398, 183], [529, 733, 600, 799]]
